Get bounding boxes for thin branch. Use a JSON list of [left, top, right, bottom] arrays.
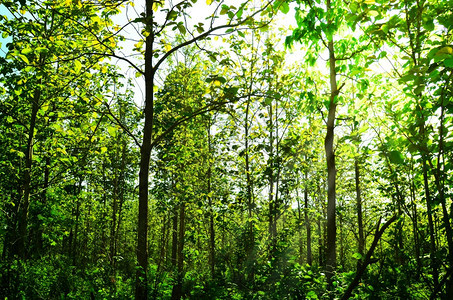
[[152, 0, 274, 73], [151, 100, 230, 148], [341, 214, 397, 300]]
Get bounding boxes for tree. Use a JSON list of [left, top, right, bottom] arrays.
[[287, 0, 370, 280], [0, 0, 122, 260], [110, 1, 279, 297]]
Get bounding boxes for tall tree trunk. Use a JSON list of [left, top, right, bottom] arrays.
[[172, 203, 178, 269], [157, 214, 167, 272], [325, 0, 338, 280], [110, 164, 118, 266], [135, 1, 154, 298], [72, 198, 81, 267], [418, 113, 439, 288], [429, 86, 453, 297], [207, 122, 216, 279], [297, 189, 303, 265], [304, 178, 312, 266], [409, 173, 421, 277], [318, 216, 323, 267], [339, 210, 345, 269], [16, 86, 41, 259], [268, 103, 276, 240], [113, 138, 127, 268], [171, 202, 186, 300], [32, 155, 50, 257], [245, 87, 255, 265], [354, 158, 364, 263]]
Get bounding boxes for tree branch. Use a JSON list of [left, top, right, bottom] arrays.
[[341, 214, 397, 300]]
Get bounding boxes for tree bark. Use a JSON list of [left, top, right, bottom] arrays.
[[422, 157, 438, 287], [409, 173, 421, 276], [354, 158, 364, 263], [207, 122, 216, 278], [135, 1, 154, 298], [171, 202, 186, 300], [304, 178, 312, 266], [268, 102, 277, 241], [172, 203, 178, 268], [16, 85, 41, 259], [325, 0, 338, 280]]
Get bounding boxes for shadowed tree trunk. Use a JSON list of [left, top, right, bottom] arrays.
[[207, 122, 216, 279], [355, 158, 364, 265], [171, 202, 186, 300], [304, 174, 312, 266], [325, 0, 338, 280], [17, 84, 41, 259]]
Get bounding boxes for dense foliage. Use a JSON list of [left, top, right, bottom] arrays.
[[0, 0, 452, 299]]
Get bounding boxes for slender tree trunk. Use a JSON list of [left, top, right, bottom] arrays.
[[171, 202, 178, 268], [430, 89, 453, 297], [207, 123, 215, 279], [325, 0, 338, 280], [419, 124, 439, 288], [268, 103, 276, 240], [157, 214, 167, 272], [34, 156, 50, 257], [171, 203, 186, 300], [110, 167, 118, 266], [297, 190, 303, 265], [17, 86, 41, 259], [339, 211, 345, 269], [318, 214, 324, 267], [114, 138, 127, 266], [72, 198, 80, 267], [72, 179, 82, 267], [245, 90, 255, 264], [304, 180, 312, 266], [354, 158, 364, 263], [135, 2, 154, 298], [409, 174, 421, 277]]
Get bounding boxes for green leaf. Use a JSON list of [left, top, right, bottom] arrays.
[[236, 8, 243, 18], [220, 5, 229, 15], [414, 85, 424, 95], [279, 2, 289, 14], [167, 11, 178, 20], [107, 126, 117, 137], [350, 2, 358, 13], [389, 150, 404, 164], [444, 58, 453, 68], [74, 60, 82, 73], [35, 46, 48, 53], [423, 18, 434, 31], [368, 10, 379, 17], [21, 48, 33, 55], [18, 54, 29, 64], [177, 23, 186, 35], [352, 252, 362, 260], [259, 24, 269, 32]]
